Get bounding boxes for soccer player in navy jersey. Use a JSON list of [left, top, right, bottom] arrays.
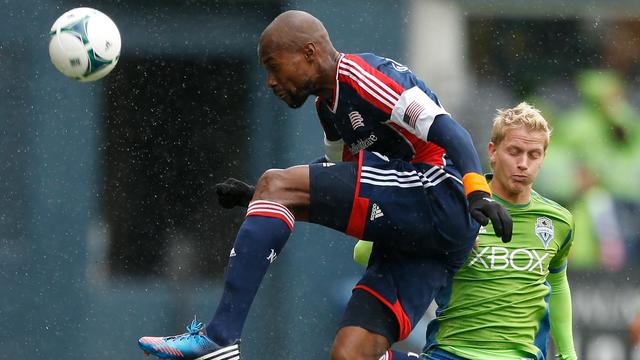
[[138, 10, 512, 360]]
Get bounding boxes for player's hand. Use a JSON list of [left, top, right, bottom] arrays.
[[467, 191, 512, 243], [215, 178, 255, 209]]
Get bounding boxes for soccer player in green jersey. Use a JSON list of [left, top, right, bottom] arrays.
[[355, 102, 577, 360]]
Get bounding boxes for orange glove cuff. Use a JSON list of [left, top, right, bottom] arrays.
[[462, 173, 491, 196]]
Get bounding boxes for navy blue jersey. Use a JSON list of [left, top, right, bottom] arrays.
[[316, 53, 482, 181]]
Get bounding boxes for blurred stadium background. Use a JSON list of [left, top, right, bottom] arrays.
[[1, 0, 640, 359]]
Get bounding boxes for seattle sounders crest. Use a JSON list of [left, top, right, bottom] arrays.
[[535, 217, 554, 248]]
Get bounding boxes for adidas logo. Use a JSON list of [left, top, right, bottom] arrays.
[[370, 203, 384, 220], [229, 248, 236, 257]]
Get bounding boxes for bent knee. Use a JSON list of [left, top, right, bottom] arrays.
[[254, 168, 289, 200]]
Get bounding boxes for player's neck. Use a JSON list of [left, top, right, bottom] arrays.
[[489, 181, 531, 205], [316, 51, 340, 99]]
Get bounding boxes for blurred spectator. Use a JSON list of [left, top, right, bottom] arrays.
[[536, 69, 640, 270]]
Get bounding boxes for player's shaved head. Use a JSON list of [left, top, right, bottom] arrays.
[[259, 10, 335, 58], [258, 10, 339, 107]]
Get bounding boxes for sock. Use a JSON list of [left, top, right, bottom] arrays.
[[379, 350, 421, 359], [206, 200, 294, 345]]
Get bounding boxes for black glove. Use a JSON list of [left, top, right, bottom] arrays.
[[467, 191, 512, 243], [215, 178, 255, 209]]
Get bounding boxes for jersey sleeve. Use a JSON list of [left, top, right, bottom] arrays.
[[550, 217, 575, 272], [388, 87, 489, 194], [548, 268, 578, 360]]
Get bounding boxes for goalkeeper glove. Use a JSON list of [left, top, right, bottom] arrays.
[[467, 191, 512, 243], [215, 178, 255, 209]]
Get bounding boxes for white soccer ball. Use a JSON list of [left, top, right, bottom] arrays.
[[48, 7, 121, 82]]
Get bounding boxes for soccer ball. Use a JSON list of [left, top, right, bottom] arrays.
[[48, 7, 121, 82]]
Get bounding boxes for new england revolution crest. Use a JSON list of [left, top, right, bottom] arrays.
[[535, 217, 554, 248]]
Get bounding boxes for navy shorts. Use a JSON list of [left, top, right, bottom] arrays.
[[309, 150, 479, 340]]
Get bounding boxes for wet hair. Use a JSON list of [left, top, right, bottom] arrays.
[[490, 102, 551, 150]]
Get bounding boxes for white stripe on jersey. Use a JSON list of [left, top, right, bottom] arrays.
[[341, 58, 401, 103], [338, 62, 400, 106], [362, 165, 426, 178], [361, 172, 423, 183], [360, 165, 461, 189], [360, 178, 424, 188], [338, 69, 396, 110]]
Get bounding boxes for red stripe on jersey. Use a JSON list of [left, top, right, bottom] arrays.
[[345, 151, 369, 238], [353, 284, 413, 341], [337, 54, 405, 115], [388, 122, 446, 167], [341, 144, 357, 162]]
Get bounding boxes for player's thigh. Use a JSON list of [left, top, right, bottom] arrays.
[[308, 161, 357, 232]]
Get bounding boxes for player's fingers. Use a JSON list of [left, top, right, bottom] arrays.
[[500, 208, 513, 243], [489, 211, 503, 238], [470, 209, 489, 226]]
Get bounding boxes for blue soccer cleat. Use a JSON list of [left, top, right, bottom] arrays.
[[138, 318, 240, 360]]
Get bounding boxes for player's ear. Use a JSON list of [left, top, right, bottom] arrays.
[[303, 42, 316, 61], [487, 142, 496, 162]]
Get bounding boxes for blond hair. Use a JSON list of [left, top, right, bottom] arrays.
[[490, 102, 551, 150]]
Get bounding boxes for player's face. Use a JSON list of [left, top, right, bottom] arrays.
[[259, 46, 315, 109], [488, 127, 546, 202]]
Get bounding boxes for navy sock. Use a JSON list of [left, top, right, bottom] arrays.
[[206, 200, 294, 345]]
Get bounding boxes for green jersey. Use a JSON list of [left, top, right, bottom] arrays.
[[424, 191, 574, 359]]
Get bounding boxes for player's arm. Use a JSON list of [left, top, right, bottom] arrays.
[[548, 267, 577, 360], [388, 87, 512, 242], [548, 223, 577, 360], [316, 97, 346, 163]]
